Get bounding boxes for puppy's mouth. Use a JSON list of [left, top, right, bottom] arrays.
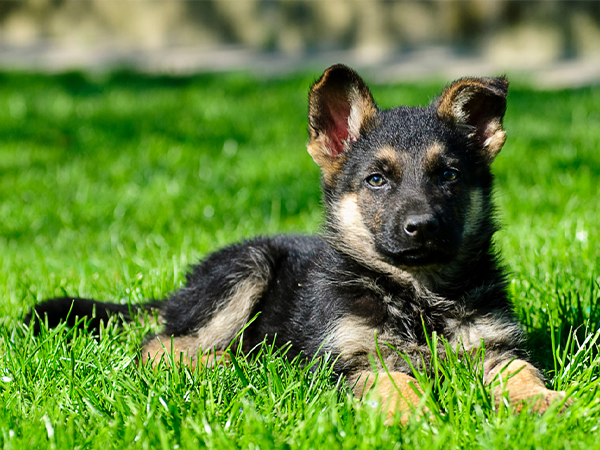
[[379, 246, 454, 268]]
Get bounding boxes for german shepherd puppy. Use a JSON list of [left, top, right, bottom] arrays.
[[27, 64, 566, 423]]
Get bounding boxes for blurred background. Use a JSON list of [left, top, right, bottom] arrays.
[[1, 0, 600, 87]]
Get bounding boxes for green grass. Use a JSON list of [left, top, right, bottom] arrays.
[[1, 70, 599, 449]]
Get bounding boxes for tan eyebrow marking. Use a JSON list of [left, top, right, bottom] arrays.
[[424, 141, 445, 172], [374, 146, 402, 178]]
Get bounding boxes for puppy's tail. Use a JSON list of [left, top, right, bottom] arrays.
[[24, 297, 163, 334]]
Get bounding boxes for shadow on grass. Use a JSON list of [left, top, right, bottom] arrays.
[[525, 279, 600, 373]]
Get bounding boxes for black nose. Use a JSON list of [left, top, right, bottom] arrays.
[[404, 214, 440, 238]]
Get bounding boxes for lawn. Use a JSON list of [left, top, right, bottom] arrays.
[[0, 70, 599, 449]]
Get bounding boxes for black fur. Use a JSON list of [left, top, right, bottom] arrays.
[[25, 297, 160, 334]]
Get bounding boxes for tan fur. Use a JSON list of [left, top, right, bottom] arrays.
[[348, 86, 378, 140], [423, 141, 445, 172], [446, 313, 565, 414], [331, 194, 418, 286], [352, 371, 425, 425], [193, 276, 267, 349], [328, 316, 403, 372], [141, 275, 268, 367], [332, 315, 564, 422], [448, 310, 522, 353], [482, 126, 506, 162], [332, 193, 480, 292], [307, 68, 378, 185], [436, 78, 506, 162], [331, 193, 451, 292], [437, 78, 494, 124], [486, 359, 567, 413], [375, 145, 403, 178], [307, 139, 347, 185], [374, 145, 400, 164]]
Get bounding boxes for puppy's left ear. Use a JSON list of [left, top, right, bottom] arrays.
[[436, 77, 508, 162], [308, 64, 378, 183]]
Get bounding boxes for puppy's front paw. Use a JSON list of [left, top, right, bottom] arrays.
[[505, 387, 572, 414], [488, 360, 573, 414], [526, 388, 569, 414]]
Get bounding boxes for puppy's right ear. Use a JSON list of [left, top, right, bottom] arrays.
[[435, 77, 508, 162], [308, 65, 378, 183]]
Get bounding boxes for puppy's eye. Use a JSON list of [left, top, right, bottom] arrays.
[[442, 169, 460, 182], [365, 174, 386, 188]]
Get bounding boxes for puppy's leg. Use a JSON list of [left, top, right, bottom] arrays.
[[140, 241, 280, 369], [352, 371, 424, 425], [486, 359, 566, 413], [141, 335, 230, 369]]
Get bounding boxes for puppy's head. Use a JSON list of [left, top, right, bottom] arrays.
[[308, 65, 508, 273]]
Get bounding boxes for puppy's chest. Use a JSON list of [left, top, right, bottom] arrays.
[[348, 288, 458, 342], [327, 289, 480, 374]]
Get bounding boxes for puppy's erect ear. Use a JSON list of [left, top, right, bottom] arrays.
[[308, 65, 378, 181], [436, 77, 508, 162]]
